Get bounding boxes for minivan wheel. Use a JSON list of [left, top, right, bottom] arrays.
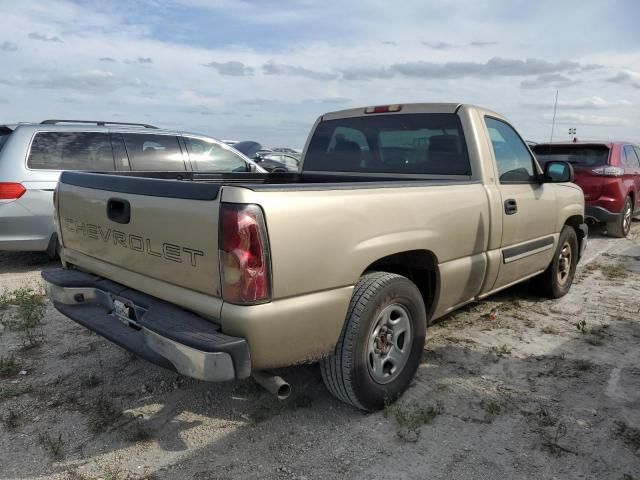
[[320, 272, 426, 411], [532, 226, 578, 299], [607, 197, 632, 238]]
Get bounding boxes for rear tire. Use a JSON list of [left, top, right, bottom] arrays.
[[320, 272, 426, 411], [607, 196, 632, 238], [532, 226, 578, 298]]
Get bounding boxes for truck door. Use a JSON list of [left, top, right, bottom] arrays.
[[484, 117, 558, 291]]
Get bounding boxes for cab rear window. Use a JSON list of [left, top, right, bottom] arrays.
[[533, 144, 610, 167], [304, 113, 471, 175]]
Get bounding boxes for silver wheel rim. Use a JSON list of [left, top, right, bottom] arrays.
[[557, 241, 572, 286], [623, 202, 632, 235], [366, 304, 413, 385]]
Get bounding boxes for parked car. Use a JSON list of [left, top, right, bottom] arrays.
[[533, 141, 640, 237], [272, 147, 301, 154], [261, 153, 301, 172], [232, 141, 290, 172], [44, 103, 586, 411], [0, 120, 265, 257]]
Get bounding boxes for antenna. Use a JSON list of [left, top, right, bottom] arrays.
[[549, 89, 559, 144]]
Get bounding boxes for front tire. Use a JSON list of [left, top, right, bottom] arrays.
[[320, 272, 427, 411], [533, 226, 578, 298], [607, 196, 632, 238]]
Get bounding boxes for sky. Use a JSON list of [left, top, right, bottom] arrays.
[[0, 0, 639, 147]]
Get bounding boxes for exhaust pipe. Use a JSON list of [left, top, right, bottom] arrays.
[[252, 371, 291, 400], [585, 217, 596, 226]]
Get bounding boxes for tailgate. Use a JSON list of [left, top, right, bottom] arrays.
[[56, 172, 222, 298]]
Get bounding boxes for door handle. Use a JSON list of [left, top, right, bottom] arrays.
[[504, 199, 518, 215], [107, 198, 131, 224]]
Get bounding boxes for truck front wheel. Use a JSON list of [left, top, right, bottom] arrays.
[[320, 272, 427, 411], [532, 226, 578, 298]]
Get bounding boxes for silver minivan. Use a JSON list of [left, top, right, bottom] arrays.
[[0, 120, 265, 257]]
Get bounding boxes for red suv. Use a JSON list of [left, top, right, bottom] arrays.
[[533, 141, 640, 237]]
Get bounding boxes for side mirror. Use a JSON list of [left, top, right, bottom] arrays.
[[542, 161, 574, 183], [247, 163, 257, 172]]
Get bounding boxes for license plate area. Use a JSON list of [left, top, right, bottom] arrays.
[[111, 297, 141, 329]]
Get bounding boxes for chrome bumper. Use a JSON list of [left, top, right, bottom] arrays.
[[43, 268, 250, 382]]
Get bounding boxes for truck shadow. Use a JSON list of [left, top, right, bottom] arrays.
[[8, 282, 638, 479]]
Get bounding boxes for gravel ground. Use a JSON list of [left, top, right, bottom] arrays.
[[1, 224, 639, 480]]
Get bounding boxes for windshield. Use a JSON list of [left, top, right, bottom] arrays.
[[533, 144, 610, 167], [304, 113, 471, 175]]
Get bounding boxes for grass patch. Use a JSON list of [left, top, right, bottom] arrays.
[[38, 431, 64, 460], [88, 397, 121, 433], [0, 355, 20, 378], [0, 384, 33, 401], [384, 400, 443, 442], [615, 420, 640, 451], [0, 287, 47, 349], [490, 344, 512, 357]]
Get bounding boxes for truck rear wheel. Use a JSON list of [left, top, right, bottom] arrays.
[[607, 196, 632, 238], [532, 226, 578, 298], [320, 272, 426, 411]]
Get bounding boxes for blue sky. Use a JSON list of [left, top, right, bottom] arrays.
[[1, 0, 639, 147]]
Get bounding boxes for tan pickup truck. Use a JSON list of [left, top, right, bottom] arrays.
[[43, 103, 587, 411]]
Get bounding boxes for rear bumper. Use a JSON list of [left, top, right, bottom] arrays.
[[42, 268, 251, 381], [585, 205, 619, 223]]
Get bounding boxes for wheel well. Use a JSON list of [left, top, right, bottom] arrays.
[[564, 214, 585, 253], [364, 250, 439, 322], [628, 191, 635, 206]]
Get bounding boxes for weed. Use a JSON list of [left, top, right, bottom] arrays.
[[575, 319, 587, 333], [541, 326, 559, 335], [385, 400, 443, 442], [80, 374, 102, 389], [38, 431, 64, 460], [0, 287, 47, 349], [0, 355, 20, 378], [480, 399, 504, 420], [88, 397, 121, 433], [2, 408, 20, 430], [600, 264, 628, 280], [490, 344, 512, 357], [120, 417, 153, 443], [614, 421, 640, 451], [574, 359, 595, 372]]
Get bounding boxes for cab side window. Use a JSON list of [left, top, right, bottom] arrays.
[[186, 137, 248, 172], [485, 117, 536, 183], [121, 133, 185, 171]]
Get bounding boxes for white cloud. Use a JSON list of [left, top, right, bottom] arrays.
[[525, 96, 631, 110]]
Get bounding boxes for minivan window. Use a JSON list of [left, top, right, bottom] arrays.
[[122, 133, 185, 171], [484, 117, 535, 183], [533, 144, 610, 167], [185, 137, 248, 172], [0, 132, 10, 152], [304, 113, 471, 175], [27, 132, 115, 170]]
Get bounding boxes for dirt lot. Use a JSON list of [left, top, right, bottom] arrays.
[[1, 225, 639, 480]]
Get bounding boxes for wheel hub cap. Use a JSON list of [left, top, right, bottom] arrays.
[[367, 304, 413, 385], [557, 241, 572, 286]]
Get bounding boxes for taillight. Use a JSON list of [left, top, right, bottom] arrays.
[[0, 183, 26, 201], [592, 166, 624, 177], [364, 104, 402, 114], [219, 203, 271, 304]]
